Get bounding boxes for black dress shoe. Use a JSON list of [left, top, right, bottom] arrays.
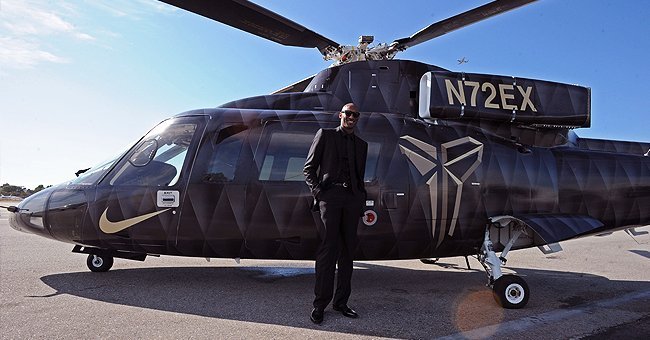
[[333, 305, 359, 318], [310, 308, 324, 324]]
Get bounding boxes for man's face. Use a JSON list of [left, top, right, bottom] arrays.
[[339, 109, 360, 132]]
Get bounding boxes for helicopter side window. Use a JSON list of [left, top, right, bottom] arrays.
[[202, 125, 248, 183], [259, 131, 314, 181], [109, 122, 197, 186], [364, 141, 381, 182], [258, 130, 380, 182]]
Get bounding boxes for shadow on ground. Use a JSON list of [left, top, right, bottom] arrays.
[[37, 261, 650, 338]]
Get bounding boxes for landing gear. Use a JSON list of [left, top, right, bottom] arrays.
[[86, 254, 114, 272], [73, 245, 147, 272], [420, 258, 439, 264], [478, 227, 530, 309]]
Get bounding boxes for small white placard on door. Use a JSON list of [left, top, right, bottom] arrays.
[[157, 190, 180, 207]]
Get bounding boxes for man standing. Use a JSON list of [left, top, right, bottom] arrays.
[[304, 103, 368, 324]]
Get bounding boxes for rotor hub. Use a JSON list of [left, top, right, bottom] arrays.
[[324, 35, 399, 65]]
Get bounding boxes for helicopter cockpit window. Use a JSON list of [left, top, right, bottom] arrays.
[[109, 121, 197, 186], [68, 151, 126, 185], [129, 139, 157, 167]]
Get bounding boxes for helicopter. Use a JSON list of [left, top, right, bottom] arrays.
[[5, 0, 650, 309]]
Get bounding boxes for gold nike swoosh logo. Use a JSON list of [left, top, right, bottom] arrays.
[[99, 207, 170, 234]]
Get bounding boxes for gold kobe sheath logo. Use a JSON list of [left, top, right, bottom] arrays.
[[399, 135, 483, 248], [99, 207, 170, 234]]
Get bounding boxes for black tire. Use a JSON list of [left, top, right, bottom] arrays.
[[86, 254, 114, 272], [420, 258, 439, 264], [492, 274, 529, 309]]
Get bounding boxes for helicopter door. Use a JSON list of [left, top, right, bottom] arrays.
[[355, 123, 413, 259], [246, 120, 335, 258], [175, 123, 251, 257], [95, 116, 207, 252]]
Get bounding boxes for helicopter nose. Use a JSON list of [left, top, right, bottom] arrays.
[[8, 187, 54, 239]]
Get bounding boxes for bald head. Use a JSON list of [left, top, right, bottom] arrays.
[[342, 103, 358, 112]]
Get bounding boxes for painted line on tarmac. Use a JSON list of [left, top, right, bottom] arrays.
[[438, 290, 650, 340]]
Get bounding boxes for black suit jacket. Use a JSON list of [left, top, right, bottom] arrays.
[[304, 127, 368, 205]]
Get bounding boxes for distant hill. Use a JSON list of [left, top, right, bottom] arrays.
[[1, 183, 48, 198]]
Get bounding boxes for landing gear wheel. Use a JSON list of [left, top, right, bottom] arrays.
[[86, 254, 114, 272], [420, 258, 439, 264], [492, 274, 529, 309]]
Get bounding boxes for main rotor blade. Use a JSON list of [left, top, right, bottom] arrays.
[[160, 0, 339, 55], [392, 0, 537, 51]]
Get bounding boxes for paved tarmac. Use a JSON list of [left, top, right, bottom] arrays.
[[1, 202, 649, 339]]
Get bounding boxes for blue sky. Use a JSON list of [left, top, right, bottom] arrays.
[[1, 0, 648, 189]]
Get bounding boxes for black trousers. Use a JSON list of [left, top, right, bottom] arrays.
[[313, 187, 362, 310]]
